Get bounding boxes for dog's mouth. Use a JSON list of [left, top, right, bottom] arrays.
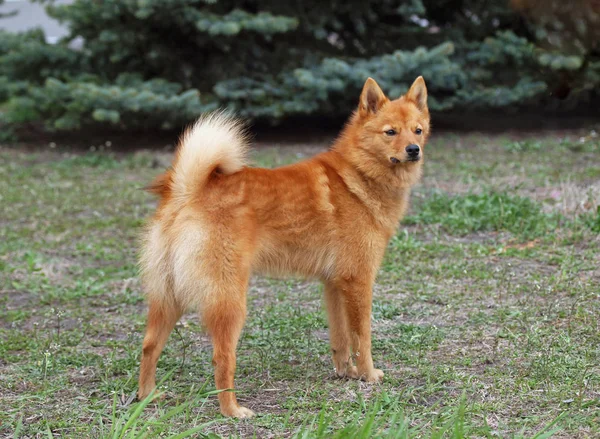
[[390, 156, 420, 164]]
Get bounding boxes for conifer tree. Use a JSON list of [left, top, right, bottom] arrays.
[[0, 0, 597, 133]]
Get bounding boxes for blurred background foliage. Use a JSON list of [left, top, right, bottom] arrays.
[[0, 0, 598, 134]]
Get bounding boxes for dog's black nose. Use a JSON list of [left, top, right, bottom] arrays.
[[405, 144, 420, 156]]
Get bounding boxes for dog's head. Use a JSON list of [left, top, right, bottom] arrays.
[[343, 77, 430, 186], [358, 76, 430, 166]]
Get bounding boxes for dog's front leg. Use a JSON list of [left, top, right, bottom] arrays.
[[324, 282, 358, 378], [335, 277, 384, 383]]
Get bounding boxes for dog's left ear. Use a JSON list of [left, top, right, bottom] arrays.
[[405, 76, 428, 112], [359, 77, 388, 116]]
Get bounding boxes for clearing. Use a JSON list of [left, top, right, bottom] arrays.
[[1, 128, 599, 438]]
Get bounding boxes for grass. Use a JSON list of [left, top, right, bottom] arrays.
[[1, 129, 599, 438], [403, 191, 562, 239]]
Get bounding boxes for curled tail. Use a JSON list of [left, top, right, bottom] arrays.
[[147, 111, 249, 202]]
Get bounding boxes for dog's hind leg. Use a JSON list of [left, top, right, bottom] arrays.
[[138, 299, 182, 400], [324, 281, 358, 379], [202, 280, 254, 418]]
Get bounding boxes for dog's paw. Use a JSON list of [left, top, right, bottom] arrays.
[[137, 385, 164, 402], [360, 368, 384, 383], [221, 405, 256, 419], [336, 365, 359, 379]]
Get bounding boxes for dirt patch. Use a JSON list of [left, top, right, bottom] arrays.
[[529, 181, 600, 216], [1, 290, 35, 312]]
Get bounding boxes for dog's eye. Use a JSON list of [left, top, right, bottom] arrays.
[[384, 129, 396, 136], [415, 128, 422, 135]]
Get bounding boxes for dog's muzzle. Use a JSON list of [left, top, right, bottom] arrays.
[[390, 144, 421, 164]]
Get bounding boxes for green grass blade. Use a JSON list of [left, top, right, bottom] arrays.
[[13, 416, 23, 439], [169, 421, 217, 439]]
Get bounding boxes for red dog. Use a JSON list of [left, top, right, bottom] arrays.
[[137, 77, 430, 417]]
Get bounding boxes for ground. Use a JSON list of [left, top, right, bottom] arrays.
[[0, 128, 599, 438]]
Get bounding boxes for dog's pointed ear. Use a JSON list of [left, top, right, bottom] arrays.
[[405, 76, 428, 111], [359, 78, 387, 116]]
